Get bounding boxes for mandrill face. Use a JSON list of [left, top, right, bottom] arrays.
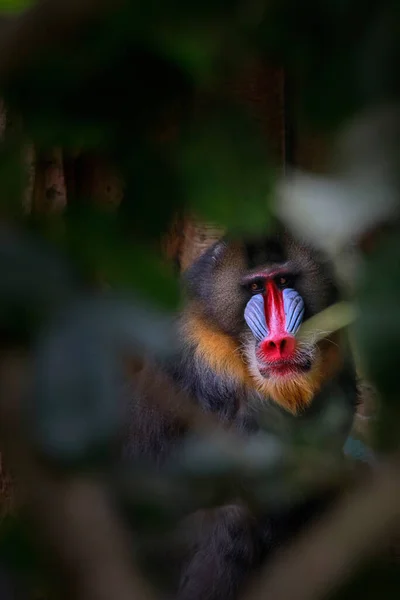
[[184, 227, 344, 414], [244, 277, 308, 377]]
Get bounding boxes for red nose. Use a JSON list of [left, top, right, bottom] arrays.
[[260, 335, 296, 362]]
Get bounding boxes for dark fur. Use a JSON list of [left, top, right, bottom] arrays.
[[184, 229, 339, 335], [124, 228, 357, 600]]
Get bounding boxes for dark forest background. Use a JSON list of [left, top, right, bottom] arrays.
[[0, 1, 399, 599]]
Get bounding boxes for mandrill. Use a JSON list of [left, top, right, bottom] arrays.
[[124, 225, 358, 600]]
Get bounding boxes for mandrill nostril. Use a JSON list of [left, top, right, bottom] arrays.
[[261, 335, 296, 361]]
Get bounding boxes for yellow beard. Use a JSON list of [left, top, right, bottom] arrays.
[[184, 311, 343, 415]]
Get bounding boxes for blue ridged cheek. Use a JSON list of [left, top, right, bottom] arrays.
[[244, 294, 268, 342], [283, 288, 305, 335], [244, 289, 305, 341]]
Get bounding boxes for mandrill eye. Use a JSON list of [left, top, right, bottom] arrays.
[[275, 275, 293, 289], [248, 280, 264, 294]]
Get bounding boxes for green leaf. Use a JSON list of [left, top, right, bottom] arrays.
[[180, 104, 276, 234], [353, 234, 400, 449], [259, 0, 397, 131], [65, 205, 179, 309], [0, 0, 34, 13]]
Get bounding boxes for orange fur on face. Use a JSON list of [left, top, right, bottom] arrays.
[[184, 311, 252, 385], [255, 367, 321, 415], [185, 311, 344, 415]]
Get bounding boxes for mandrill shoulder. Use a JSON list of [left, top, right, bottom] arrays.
[[165, 307, 251, 420]]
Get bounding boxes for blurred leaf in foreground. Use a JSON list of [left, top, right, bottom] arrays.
[[0, 226, 79, 344], [353, 233, 400, 450], [64, 204, 179, 310], [275, 105, 400, 259], [180, 102, 275, 235], [260, 0, 398, 131], [0, 0, 33, 13], [32, 294, 177, 464]]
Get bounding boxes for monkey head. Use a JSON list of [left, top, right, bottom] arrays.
[[184, 228, 343, 414]]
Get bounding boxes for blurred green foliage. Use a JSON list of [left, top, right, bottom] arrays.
[[0, 0, 399, 598], [0, 0, 33, 13], [353, 232, 400, 451], [260, 0, 400, 130]]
